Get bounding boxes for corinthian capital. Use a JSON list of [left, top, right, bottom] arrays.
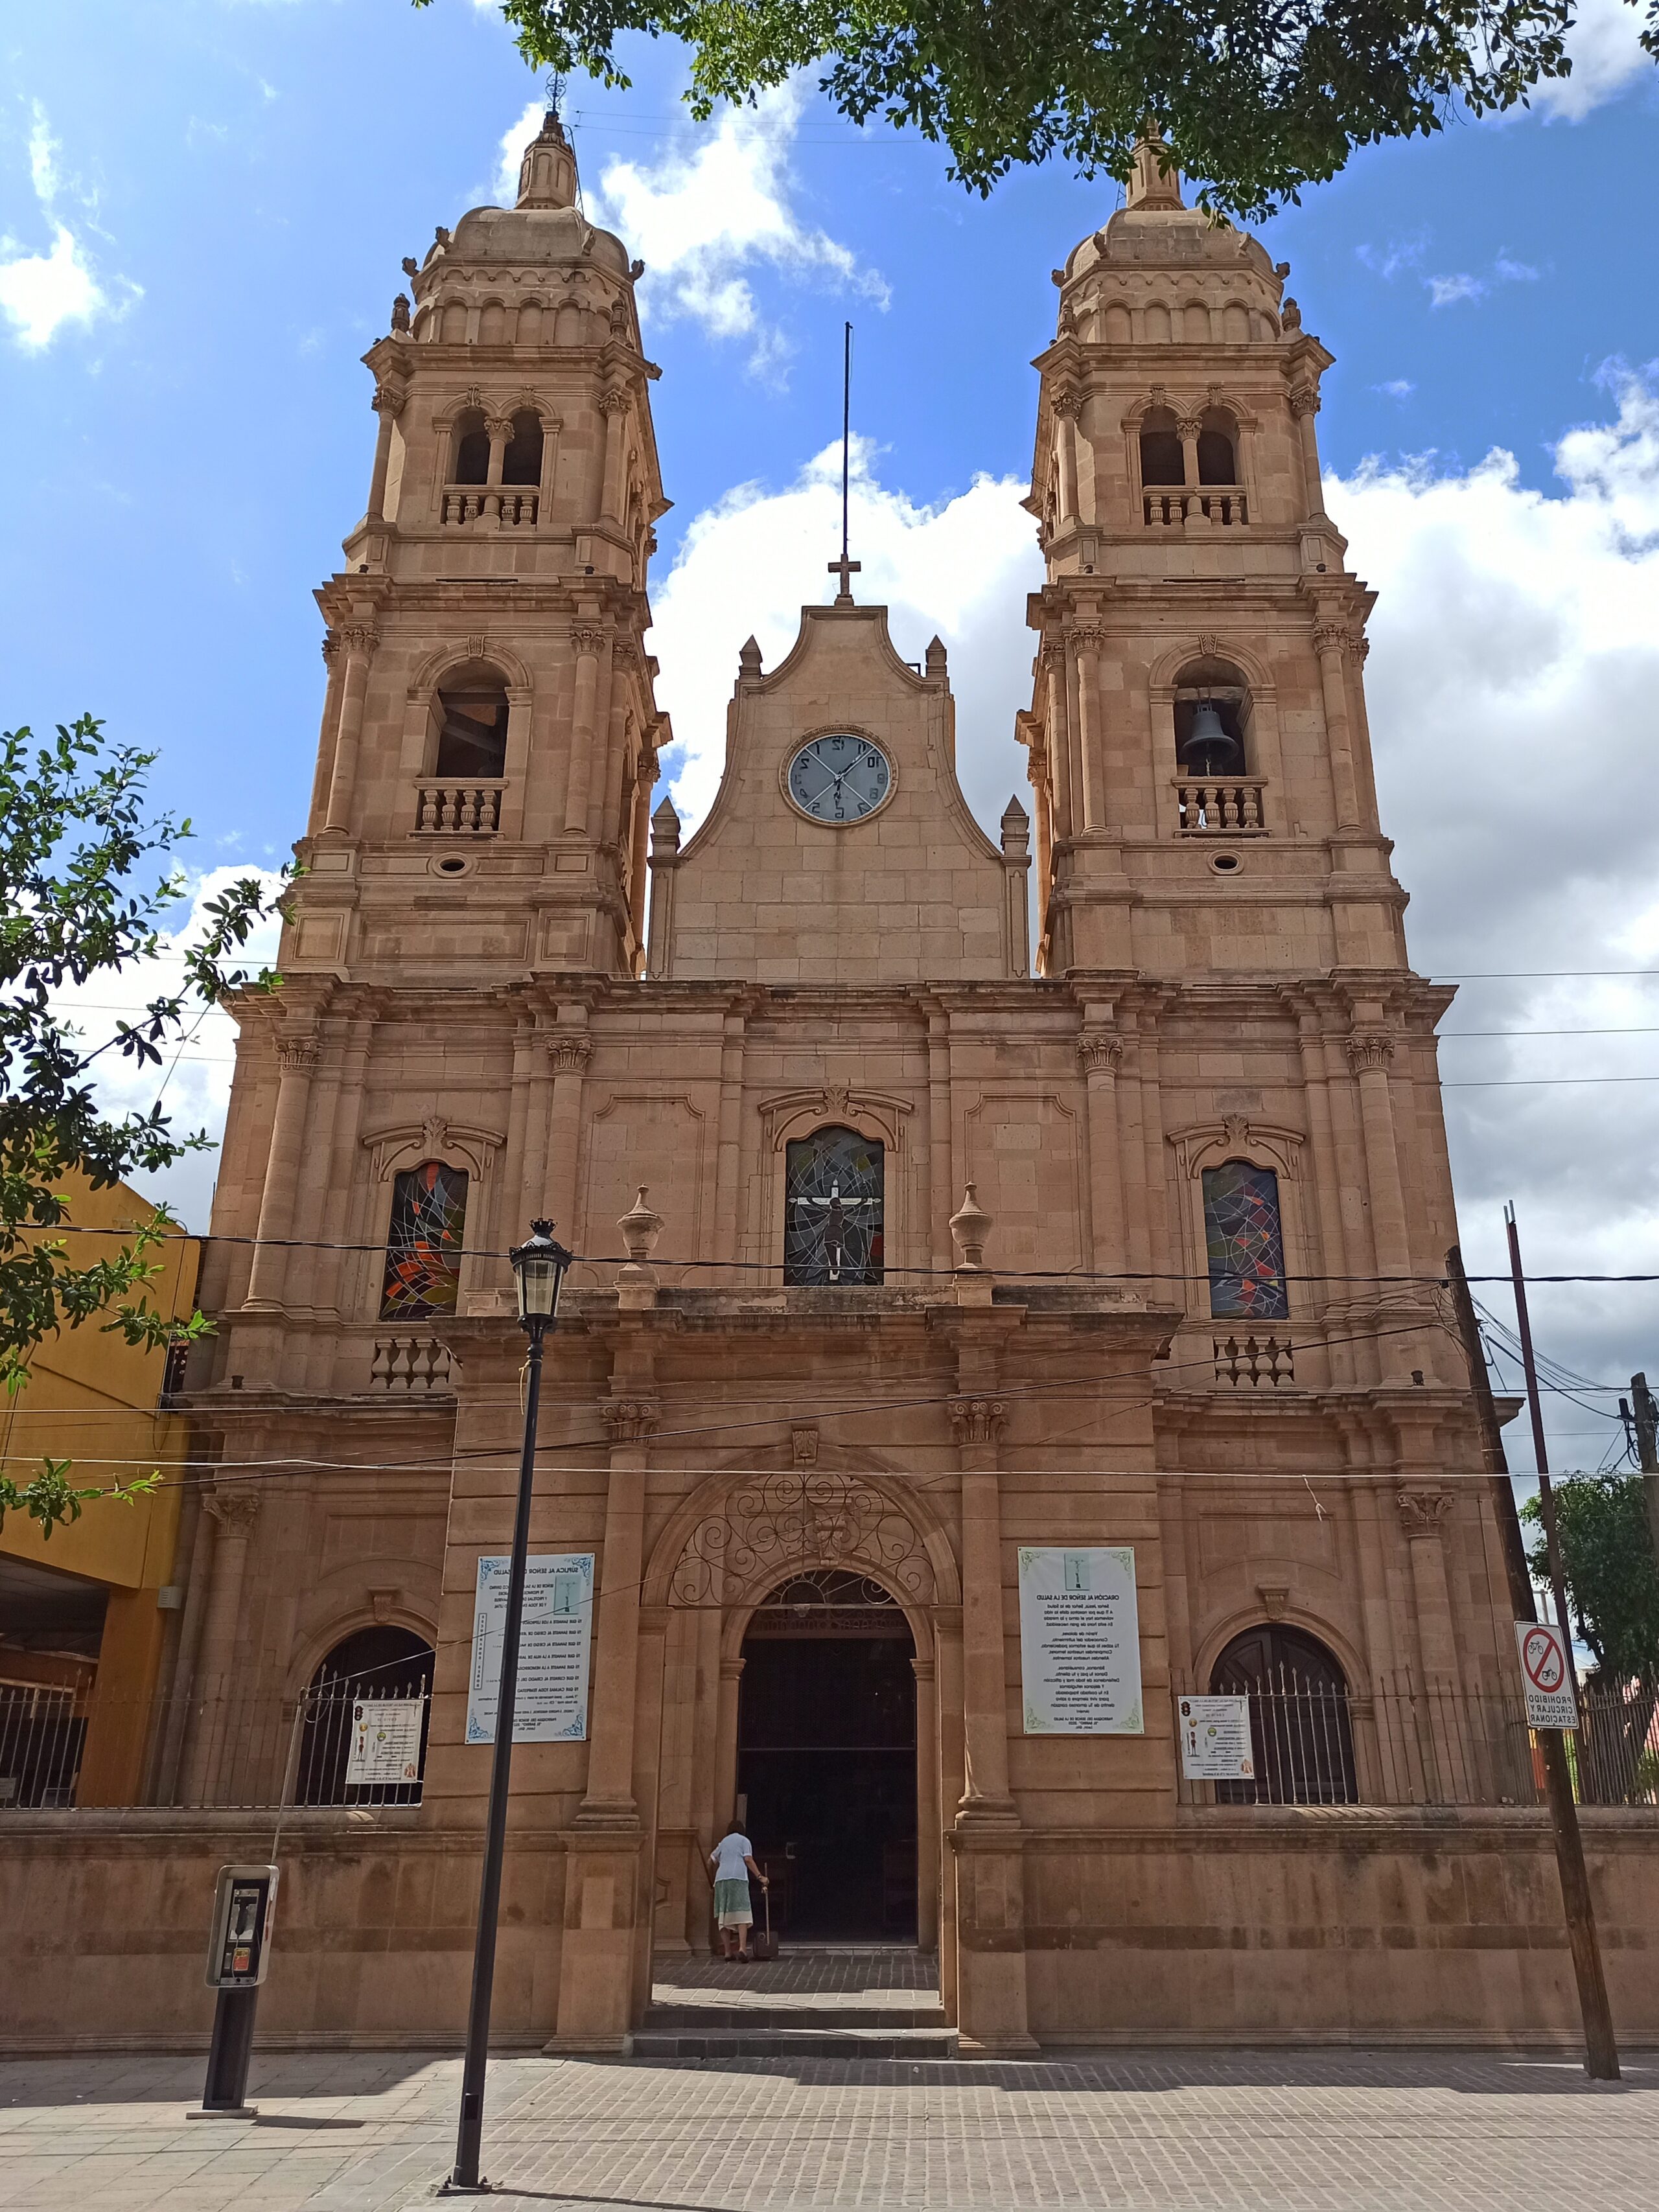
[[602, 1397, 659, 1445], [372, 380, 407, 417], [548, 1035, 593, 1074], [277, 1036, 320, 1075], [1312, 623, 1351, 657], [1397, 1486, 1452, 1539], [1346, 1031, 1395, 1074], [1288, 382, 1321, 419], [949, 1396, 1007, 1447], [338, 623, 379, 656], [1050, 385, 1082, 421], [599, 386, 632, 415], [205, 1485, 261, 1538], [1070, 624, 1107, 655], [569, 625, 607, 658], [1076, 1028, 1124, 1074]]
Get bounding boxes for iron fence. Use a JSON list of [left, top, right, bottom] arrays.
[[0, 1681, 430, 1812], [1174, 1672, 1659, 1810]]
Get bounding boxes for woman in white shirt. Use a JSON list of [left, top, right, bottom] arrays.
[[708, 1821, 768, 1961]]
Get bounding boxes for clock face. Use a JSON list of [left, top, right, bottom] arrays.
[[786, 733, 893, 824]]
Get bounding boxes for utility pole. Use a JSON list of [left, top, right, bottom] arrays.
[[1446, 1243, 1619, 2080], [1629, 1371, 1659, 1569], [1503, 1204, 1575, 1657]]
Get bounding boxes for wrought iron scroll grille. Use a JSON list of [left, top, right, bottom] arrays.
[[667, 1468, 934, 1610]]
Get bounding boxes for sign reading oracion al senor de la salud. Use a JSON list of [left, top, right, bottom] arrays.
[[1018, 1546, 1143, 1734]]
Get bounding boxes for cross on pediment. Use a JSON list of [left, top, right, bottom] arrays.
[[828, 553, 861, 605]]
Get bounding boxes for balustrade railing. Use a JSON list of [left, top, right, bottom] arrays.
[[0, 1681, 431, 1812], [440, 485, 539, 527], [413, 781, 504, 835], [371, 1336, 454, 1392], [1143, 487, 1249, 527], [1174, 1672, 1659, 1811], [1174, 776, 1268, 833], [1213, 1333, 1295, 1387]]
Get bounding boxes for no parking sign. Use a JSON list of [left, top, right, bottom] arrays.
[[1514, 1619, 1577, 1730]]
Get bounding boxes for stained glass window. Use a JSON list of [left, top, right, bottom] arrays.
[[783, 1126, 883, 1285], [380, 1161, 469, 1319], [1202, 1160, 1288, 1320]]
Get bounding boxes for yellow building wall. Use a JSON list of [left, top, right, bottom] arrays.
[[0, 1174, 201, 1803]]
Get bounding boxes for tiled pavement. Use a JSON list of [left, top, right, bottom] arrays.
[[2, 2041, 1657, 2212]]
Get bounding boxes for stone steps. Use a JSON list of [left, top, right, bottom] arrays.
[[631, 2023, 959, 2060], [636, 1945, 956, 2059]]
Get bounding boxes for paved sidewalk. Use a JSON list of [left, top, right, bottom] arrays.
[[1, 2045, 1656, 2211]]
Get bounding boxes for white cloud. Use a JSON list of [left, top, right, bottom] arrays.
[[1529, 0, 1653, 119], [494, 97, 544, 206], [1329, 368, 1659, 1444], [647, 437, 1040, 834], [1375, 379, 1417, 399], [0, 102, 134, 351], [50, 866, 285, 1232], [1426, 272, 1486, 308], [584, 80, 888, 369]]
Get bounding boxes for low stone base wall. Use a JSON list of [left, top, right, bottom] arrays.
[[2, 1806, 1656, 2053], [0, 1810, 564, 2054], [1021, 1810, 1659, 2048]]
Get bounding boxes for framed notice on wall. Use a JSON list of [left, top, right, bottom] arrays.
[[1017, 1546, 1143, 1734], [467, 1552, 594, 1745]]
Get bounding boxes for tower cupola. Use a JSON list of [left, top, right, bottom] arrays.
[[517, 109, 579, 211]]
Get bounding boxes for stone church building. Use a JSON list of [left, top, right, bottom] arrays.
[[5, 119, 1654, 2058]]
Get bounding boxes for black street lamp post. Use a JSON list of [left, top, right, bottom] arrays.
[[447, 1219, 572, 2195]]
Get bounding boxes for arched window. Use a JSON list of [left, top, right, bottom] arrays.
[[1203, 1160, 1288, 1319], [783, 1126, 883, 1285], [296, 1626, 434, 1806], [501, 408, 544, 485], [434, 682, 508, 780], [450, 408, 489, 485], [1210, 1624, 1357, 1804], [380, 1161, 468, 1319], [1196, 411, 1238, 485], [1138, 407, 1184, 486]]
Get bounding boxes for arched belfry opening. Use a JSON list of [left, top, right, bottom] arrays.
[[737, 1571, 918, 1941]]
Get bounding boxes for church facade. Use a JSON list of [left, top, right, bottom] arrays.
[[6, 117, 1656, 2058]]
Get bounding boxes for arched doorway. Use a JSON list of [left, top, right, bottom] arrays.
[[737, 1571, 917, 1939], [296, 1625, 434, 1806], [1211, 1623, 1358, 1804]]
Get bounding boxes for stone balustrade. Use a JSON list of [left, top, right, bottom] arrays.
[[1174, 776, 1268, 834], [439, 485, 539, 527], [1213, 1332, 1295, 1387], [412, 781, 505, 835], [369, 1336, 454, 1392], [1143, 487, 1249, 527]]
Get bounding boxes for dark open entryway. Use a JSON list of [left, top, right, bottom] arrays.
[[737, 1573, 916, 1941]]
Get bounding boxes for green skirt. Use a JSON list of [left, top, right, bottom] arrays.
[[713, 1876, 753, 1928]]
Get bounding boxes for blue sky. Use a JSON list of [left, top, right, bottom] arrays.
[[4, 1, 1659, 1471]]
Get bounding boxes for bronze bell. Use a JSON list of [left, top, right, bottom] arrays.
[[1178, 700, 1242, 776]]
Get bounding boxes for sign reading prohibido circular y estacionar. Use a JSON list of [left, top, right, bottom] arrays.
[[1514, 1618, 1578, 1731], [1017, 1547, 1144, 1734]]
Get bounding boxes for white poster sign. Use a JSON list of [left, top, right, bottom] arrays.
[[345, 1697, 424, 1785], [467, 1553, 594, 1745], [1018, 1546, 1143, 1734], [1515, 1619, 1577, 1730], [1178, 1694, 1255, 1781]]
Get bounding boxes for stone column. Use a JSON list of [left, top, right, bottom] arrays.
[[713, 1657, 744, 1832], [631, 1604, 671, 2022], [713, 998, 748, 1273], [322, 624, 377, 835], [1347, 1031, 1411, 1284], [1051, 389, 1080, 527], [580, 1397, 658, 1819], [598, 387, 631, 525], [1071, 626, 1106, 831], [1397, 1487, 1456, 1679], [1077, 1027, 1126, 1276], [365, 380, 405, 522], [180, 1486, 261, 1806], [913, 1655, 940, 1954], [243, 1035, 319, 1309], [1290, 380, 1327, 516], [626, 741, 656, 967], [1027, 750, 1052, 939], [949, 1388, 1035, 2051], [543, 1031, 591, 1242], [926, 1004, 954, 1275], [1314, 621, 1363, 829], [562, 625, 607, 835], [1177, 415, 1206, 526], [306, 637, 345, 833], [933, 1606, 964, 2019], [1042, 645, 1074, 842]]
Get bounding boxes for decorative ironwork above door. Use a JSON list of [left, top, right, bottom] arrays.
[[667, 1468, 934, 1609]]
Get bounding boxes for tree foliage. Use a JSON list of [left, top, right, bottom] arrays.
[[0, 716, 284, 1536], [1523, 1474, 1659, 1685], [454, 0, 1658, 219]]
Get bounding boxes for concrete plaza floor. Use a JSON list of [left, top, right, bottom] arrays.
[[1, 2045, 1657, 2212]]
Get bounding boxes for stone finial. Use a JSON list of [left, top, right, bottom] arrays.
[[390, 292, 411, 334], [1000, 796, 1030, 862], [617, 1185, 664, 1309], [1126, 135, 1184, 211], [738, 635, 763, 678], [609, 294, 630, 338], [650, 796, 680, 860], [516, 109, 579, 211], [949, 1184, 992, 1271], [1282, 296, 1303, 332], [924, 635, 948, 679]]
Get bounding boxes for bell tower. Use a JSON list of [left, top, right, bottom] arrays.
[[284, 109, 671, 984], [1023, 141, 1395, 979]]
